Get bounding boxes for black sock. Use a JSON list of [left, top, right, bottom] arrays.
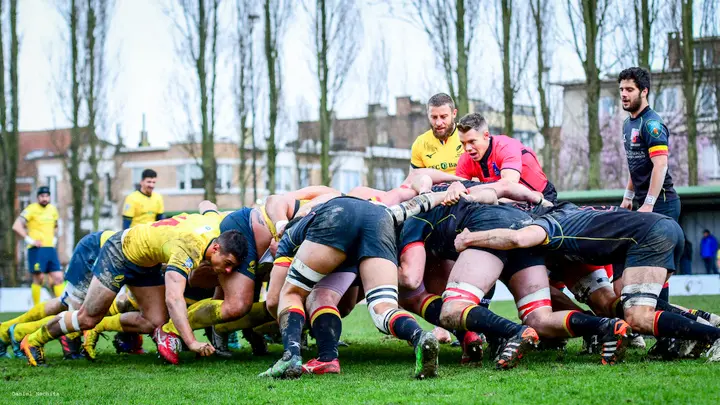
[[311, 310, 342, 362], [654, 311, 720, 342], [655, 299, 699, 321], [659, 285, 669, 302], [463, 305, 522, 339], [389, 311, 423, 346], [281, 308, 306, 357], [565, 311, 606, 337], [693, 309, 713, 322], [419, 295, 442, 325], [481, 285, 495, 308]]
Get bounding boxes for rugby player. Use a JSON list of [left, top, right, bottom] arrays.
[[12, 186, 62, 304], [454, 203, 720, 361], [452, 113, 558, 203], [260, 193, 449, 379], [20, 205, 247, 366], [410, 93, 463, 175], [0, 231, 116, 359], [118, 168, 165, 352]]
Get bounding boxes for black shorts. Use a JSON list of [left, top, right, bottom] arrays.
[[542, 181, 558, 204], [623, 218, 684, 272], [306, 197, 398, 265], [92, 232, 164, 293], [501, 247, 546, 284], [460, 204, 533, 266]]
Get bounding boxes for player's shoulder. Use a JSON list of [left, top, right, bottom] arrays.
[[413, 129, 434, 146], [21, 203, 39, 217], [151, 191, 164, 201]]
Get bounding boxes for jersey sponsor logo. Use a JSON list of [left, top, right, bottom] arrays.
[[492, 162, 501, 176], [124, 204, 130, 211], [430, 162, 457, 171], [631, 128, 640, 143], [456, 144, 462, 151], [184, 257, 194, 271], [646, 120, 662, 138], [247, 260, 256, 275], [426, 151, 437, 159]]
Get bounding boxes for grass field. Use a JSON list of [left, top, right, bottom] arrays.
[[2, 296, 720, 404]]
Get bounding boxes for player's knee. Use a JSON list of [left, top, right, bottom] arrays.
[[623, 307, 653, 334], [49, 272, 64, 285], [223, 296, 252, 320], [306, 289, 339, 315], [397, 268, 423, 291], [77, 311, 103, 330]]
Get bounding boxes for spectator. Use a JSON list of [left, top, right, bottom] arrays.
[[700, 229, 719, 274]]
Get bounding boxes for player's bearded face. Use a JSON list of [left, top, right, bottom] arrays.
[[428, 105, 456, 139], [37, 193, 50, 207], [619, 80, 643, 113]]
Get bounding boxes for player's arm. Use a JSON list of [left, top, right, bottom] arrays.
[[468, 179, 550, 206], [122, 195, 134, 230], [454, 225, 547, 251], [12, 214, 42, 247], [198, 200, 219, 214], [402, 168, 464, 186], [638, 154, 669, 213], [410, 139, 424, 170], [497, 141, 523, 183], [156, 195, 165, 220], [165, 270, 213, 356], [293, 192, 342, 219], [620, 174, 635, 210], [285, 186, 338, 201]]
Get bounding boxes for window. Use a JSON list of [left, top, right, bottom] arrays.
[[46, 176, 57, 205], [177, 164, 204, 190], [132, 167, 144, 190], [216, 164, 232, 191], [694, 46, 715, 68], [332, 170, 361, 193], [299, 167, 310, 188], [275, 167, 292, 192], [654, 87, 678, 113], [376, 130, 388, 146], [18, 191, 31, 210], [374, 168, 405, 190], [698, 85, 717, 117], [599, 96, 617, 117]]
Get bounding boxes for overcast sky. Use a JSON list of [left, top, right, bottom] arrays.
[[16, 0, 621, 148]]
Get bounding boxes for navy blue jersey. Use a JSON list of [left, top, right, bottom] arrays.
[[622, 106, 677, 203], [531, 202, 665, 264]]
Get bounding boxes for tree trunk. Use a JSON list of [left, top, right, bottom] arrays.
[[583, 0, 602, 190], [197, 0, 217, 201], [86, 0, 101, 231], [264, 0, 278, 194], [318, 0, 330, 185], [637, 0, 651, 70], [69, 0, 84, 245], [681, 0, 697, 185], [455, 0, 469, 117], [501, 0, 513, 137], [531, 0, 552, 177]]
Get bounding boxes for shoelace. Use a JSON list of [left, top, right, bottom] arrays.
[[168, 336, 182, 353], [501, 341, 521, 358]]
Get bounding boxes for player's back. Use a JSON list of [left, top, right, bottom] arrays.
[[122, 212, 222, 268]]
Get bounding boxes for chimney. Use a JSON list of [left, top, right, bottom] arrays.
[[668, 32, 681, 70], [396, 96, 412, 117], [138, 113, 150, 147], [368, 103, 388, 118]]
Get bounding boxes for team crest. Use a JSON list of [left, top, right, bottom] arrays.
[[492, 162, 501, 176], [631, 128, 640, 143], [184, 257, 194, 270], [646, 120, 662, 138]]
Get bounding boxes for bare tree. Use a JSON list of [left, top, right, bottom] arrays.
[[566, 0, 611, 189], [66, 0, 85, 245], [306, 0, 362, 185], [410, 0, 480, 117], [496, 0, 532, 138], [263, 0, 292, 194], [529, 0, 553, 177], [234, 1, 258, 205], [83, 0, 113, 231], [0, 0, 20, 285], [167, 0, 221, 200], [678, 0, 698, 184]]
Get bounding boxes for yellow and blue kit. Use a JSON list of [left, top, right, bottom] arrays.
[[410, 127, 463, 174], [20, 203, 60, 274], [122, 190, 165, 229]]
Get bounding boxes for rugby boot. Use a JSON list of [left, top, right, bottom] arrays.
[[60, 335, 83, 360], [20, 336, 46, 367], [597, 318, 631, 365], [704, 338, 720, 362], [259, 350, 303, 379], [460, 331, 484, 365], [0, 323, 10, 357], [486, 334, 507, 360], [228, 331, 242, 350], [648, 337, 682, 360], [537, 337, 568, 352], [580, 334, 600, 355], [8, 324, 26, 359], [153, 326, 182, 365], [629, 333, 646, 349], [81, 329, 102, 361], [414, 331, 439, 379], [113, 332, 146, 354], [206, 326, 232, 358], [302, 358, 341, 375], [495, 326, 539, 370], [242, 329, 269, 356]]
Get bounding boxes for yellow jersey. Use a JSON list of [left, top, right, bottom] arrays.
[[20, 203, 59, 248], [122, 190, 165, 228], [410, 127, 463, 174], [100, 231, 116, 247], [121, 212, 222, 278]]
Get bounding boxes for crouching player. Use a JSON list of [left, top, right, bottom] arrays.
[[20, 207, 247, 366], [260, 193, 448, 379]]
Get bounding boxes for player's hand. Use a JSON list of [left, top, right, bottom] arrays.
[[188, 340, 215, 356], [454, 228, 471, 252], [443, 182, 467, 206], [620, 198, 633, 210], [34, 240, 43, 248], [637, 204, 654, 213], [540, 198, 554, 208]]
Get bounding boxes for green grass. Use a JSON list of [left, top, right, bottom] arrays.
[[2, 296, 720, 404]]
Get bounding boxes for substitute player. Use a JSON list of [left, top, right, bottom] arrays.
[[12, 186, 62, 304], [122, 169, 164, 229], [410, 93, 464, 174]]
